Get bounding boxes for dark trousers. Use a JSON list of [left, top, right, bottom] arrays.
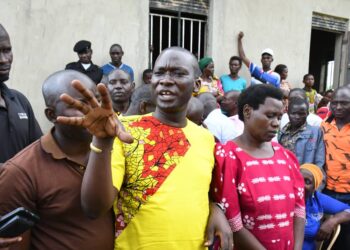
[[323, 189, 350, 250]]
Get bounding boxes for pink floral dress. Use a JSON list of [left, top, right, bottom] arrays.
[[211, 141, 305, 250]]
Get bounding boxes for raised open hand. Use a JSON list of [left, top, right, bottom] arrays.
[[56, 80, 133, 143]]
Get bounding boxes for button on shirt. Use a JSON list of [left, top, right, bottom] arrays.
[[0, 82, 42, 163]]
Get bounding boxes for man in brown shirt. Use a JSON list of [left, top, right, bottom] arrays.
[[0, 70, 114, 250]]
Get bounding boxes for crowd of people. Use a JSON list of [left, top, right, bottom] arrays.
[[0, 22, 350, 250]]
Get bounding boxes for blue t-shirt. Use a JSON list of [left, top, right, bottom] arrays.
[[220, 75, 247, 92], [303, 191, 350, 250], [101, 63, 134, 81]]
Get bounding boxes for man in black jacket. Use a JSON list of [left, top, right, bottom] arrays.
[[65, 40, 103, 84], [0, 23, 42, 163]]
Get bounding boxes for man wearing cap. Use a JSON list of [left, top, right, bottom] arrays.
[[237, 32, 280, 88], [0, 23, 42, 163], [65, 40, 103, 84]]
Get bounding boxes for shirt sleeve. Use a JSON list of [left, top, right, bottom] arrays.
[[317, 192, 350, 214], [0, 162, 37, 215], [111, 138, 126, 191], [249, 62, 281, 88], [314, 127, 325, 168], [285, 149, 306, 219], [210, 143, 243, 232]]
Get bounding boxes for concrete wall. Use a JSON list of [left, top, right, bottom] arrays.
[[2, 0, 350, 131], [1, 0, 149, 132], [208, 0, 350, 89]]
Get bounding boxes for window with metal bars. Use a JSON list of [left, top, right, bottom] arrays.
[[149, 9, 207, 68]]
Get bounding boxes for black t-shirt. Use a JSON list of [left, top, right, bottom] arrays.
[[0, 82, 42, 163], [65, 61, 103, 84]]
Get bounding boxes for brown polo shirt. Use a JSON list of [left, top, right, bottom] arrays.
[[0, 132, 114, 250]]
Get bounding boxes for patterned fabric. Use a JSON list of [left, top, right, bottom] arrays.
[[198, 76, 224, 96], [249, 62, 280, 88], [279, 122, 307, 152], [111, 115, 215, 249], [321, 120, 350, 193], [304, 89, 318, 114], [211, 141, 305, 250]]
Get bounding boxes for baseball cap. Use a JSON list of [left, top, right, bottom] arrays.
[[261, 48, 274, 57]]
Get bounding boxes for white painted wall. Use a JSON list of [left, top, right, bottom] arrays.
[[208, 0, 350, 89], [2, 0, 350, 131], [1, 0, 149, 132]]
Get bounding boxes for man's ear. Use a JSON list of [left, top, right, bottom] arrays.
[[139, 101, 147, 115], [44, 107, 57, 123], [193, 79, 201, 94], [243, 104, 252, 120], [131, 81, 136, 91]]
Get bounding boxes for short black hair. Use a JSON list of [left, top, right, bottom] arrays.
[[130, 85, 154, 105], [110, 44, 123, 51], [229, 56, 242, 66], [238, 85, 283, 121], [142, 69, 152, 79], [288, 97, 309, 112], [274, 64, 287, 76], [303, 73, 313, 81], [289, 88, 307, 99], [324, 89, 334, 95]]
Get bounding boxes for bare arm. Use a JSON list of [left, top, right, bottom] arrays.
[[57, 81, 133, 218], [317, 211, 350, 240], [81, 137, 117, 218], [233, 227, 266, 250], [293, 217, 305, 250], [205, 203, 233, 250], [237, 32, 251, 68]]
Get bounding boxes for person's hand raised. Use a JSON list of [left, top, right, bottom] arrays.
[[238, 31, 244, 39], [56, 80, 133, 143]]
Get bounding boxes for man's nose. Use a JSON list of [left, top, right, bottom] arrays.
[[159, 73, 175, 85]]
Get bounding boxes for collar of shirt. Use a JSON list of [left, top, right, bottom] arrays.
[[40, 129, 86, 166], [0, 82, 15, 99], [81, 63, 91, 70]]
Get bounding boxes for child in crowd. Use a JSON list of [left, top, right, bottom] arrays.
[[303, 74, 319, 113], [275, 64, 292, 93]]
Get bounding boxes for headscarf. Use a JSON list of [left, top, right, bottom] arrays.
[[198, 57, 213, 72], [300, 163, 324, 190]]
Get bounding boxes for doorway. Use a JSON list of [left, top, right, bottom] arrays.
[[308, 29, 336, 93]]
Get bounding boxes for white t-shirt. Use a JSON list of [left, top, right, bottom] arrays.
[[203, 109, 239, 143]]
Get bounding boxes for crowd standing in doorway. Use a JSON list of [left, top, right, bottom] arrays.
[[1, 24, 350, 250]]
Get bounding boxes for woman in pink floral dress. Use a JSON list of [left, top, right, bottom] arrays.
[[211, 85, 305, 250]]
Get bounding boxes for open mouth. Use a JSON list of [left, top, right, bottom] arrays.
[[158, 90, 176, 100]]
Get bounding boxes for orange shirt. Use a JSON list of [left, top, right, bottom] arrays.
[[321, 120, 350, 193]]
